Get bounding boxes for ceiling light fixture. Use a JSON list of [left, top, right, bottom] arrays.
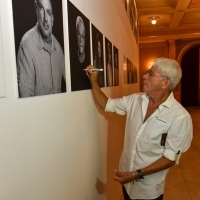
[[148, 16, 160, 25]]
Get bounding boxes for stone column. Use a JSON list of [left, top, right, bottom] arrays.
[[168, 40, 176, 60], [168, 40, 180, 100]]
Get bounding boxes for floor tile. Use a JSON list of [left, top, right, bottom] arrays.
[[164, 108, 200, 200], [185, 180, 200, 198]]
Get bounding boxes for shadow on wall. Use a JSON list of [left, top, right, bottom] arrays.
[[92, 91, 126, 199]]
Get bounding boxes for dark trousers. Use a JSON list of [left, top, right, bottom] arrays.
[[122, 186, 163, 200]]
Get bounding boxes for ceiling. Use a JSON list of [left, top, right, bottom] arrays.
[[136, 0, 200, 43]]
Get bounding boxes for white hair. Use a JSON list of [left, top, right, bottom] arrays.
[[153, 57, 182, 91], [76, 16, 84, 31]]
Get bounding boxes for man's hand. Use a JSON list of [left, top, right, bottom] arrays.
[[85, 65, 108, 110], [85, 65, 98, 84], [113, 170, 134, 185]]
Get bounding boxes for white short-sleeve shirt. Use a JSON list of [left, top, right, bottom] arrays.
[[105, 92, 193, 199]]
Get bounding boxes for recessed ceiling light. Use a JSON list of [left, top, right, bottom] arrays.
[[148, 16, 160, 25]]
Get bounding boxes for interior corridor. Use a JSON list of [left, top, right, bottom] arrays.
[[164, 108, 200, 200]]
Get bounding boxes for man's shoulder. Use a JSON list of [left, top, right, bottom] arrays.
[[118, 92, 144, 104], [171, 99, 191, 117], [20, 27, 37, 47], [52, 34, 63, 52], [126, 92, 145, 99]]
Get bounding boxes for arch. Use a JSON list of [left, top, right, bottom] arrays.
[[177, 40, 200, 64], [177, 40, 200, 107]]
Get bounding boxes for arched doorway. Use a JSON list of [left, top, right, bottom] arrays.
[[177, 41, 200, 108], [181, 46, 199, 107]]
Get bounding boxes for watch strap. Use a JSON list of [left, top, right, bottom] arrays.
[[136, 169, 144, 180]]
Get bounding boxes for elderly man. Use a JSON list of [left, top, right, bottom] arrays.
[[17, 0, 65, 98], [86, 57, 193, 200], [70, 15, 91, 91]]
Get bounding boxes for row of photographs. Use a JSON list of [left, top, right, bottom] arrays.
[[68, 0, 119, 91], [122, 0, 139, 45], [123, 56, 137, 84], [9, 0, 137, 98]]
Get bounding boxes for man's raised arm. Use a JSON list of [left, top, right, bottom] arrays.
[[86, 65, 108, 110]]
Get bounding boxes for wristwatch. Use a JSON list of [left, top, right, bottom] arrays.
[[136, 169, 144, 181]]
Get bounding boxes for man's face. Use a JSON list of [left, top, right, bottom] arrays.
[[143, 66, 166, 94], [97, 41, 101, 58], [77, 23, 85, 54], [36, 0, 53, 40]]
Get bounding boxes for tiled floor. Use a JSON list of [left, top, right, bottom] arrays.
[[164, 108, 200, 200]]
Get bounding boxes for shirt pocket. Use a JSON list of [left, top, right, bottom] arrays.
[[137, 117, 170, 153]]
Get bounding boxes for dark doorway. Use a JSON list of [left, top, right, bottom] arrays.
[[181, 46, 199, 107]]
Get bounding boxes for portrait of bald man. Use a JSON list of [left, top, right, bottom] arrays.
[[12, 0, 66, 98], [67, 0, 91, 92]]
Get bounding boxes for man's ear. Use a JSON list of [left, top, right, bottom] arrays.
[[162, 79, 171, 89]]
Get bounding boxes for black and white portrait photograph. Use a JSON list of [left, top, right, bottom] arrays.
[[127, 58, 137, 84], [67, 0, 91, 92], [91, 24, 105, 88], [105, 37, 113, 87], [113, 46, 119, 86], [127, 58, 132, 84], [0, 17, 6, 98], [132, 64, 137, 83], [12, 0, 66, 98]]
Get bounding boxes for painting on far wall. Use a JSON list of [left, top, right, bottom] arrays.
[[0, 15, 6, 98], [67, 0, 91, 92], [91, 24, 105, 88], [133, 0, 139, 45], [124, 0, 138, 45], [129, 0, 135, 30], [113, 46, 119, 86], [12, 0, 66, 98], [122, 0, 127, 11], [105, 37, 113, 87]]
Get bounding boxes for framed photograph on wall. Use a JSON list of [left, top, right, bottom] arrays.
[[123, 55, 128, 84], [91, 24, 105, 88], [67, 0, 91, 92], [0, 13, 6, 98], [105, 37, 113, 87], [12, 0, 66, 98], [113, 46, 119, 86], [127, 58, 137, 84]]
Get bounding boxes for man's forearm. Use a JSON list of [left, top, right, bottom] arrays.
[[139, 156, 175, 177], [113, 156, 175, 185], [91, 81, 108, 110]]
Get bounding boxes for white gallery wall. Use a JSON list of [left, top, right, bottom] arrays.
[[0, 0, 139, 199]]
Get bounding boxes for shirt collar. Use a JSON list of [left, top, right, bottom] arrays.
[[142, 92, 174, 109], [162, 92, 174, 108], [35, 23, 56, 52]]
